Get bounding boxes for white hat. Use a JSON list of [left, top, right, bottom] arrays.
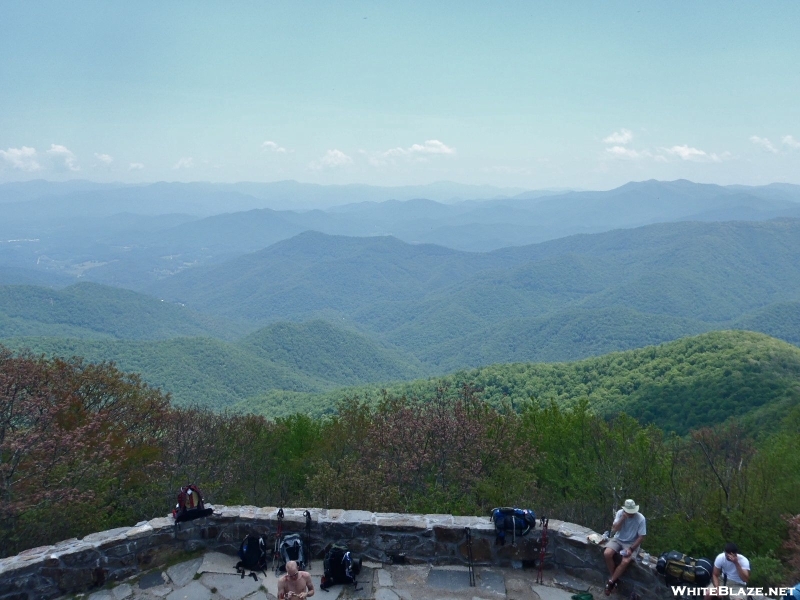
[[622, 499, 639, 514]]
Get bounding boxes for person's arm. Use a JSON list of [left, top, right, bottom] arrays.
[[629, 534, 645, 553], [277, 577, 286, 600], [611, 511, 625, 533], [730, 556, 749, 583], [712, 566, 721, 588], [304, 573, 315, 597]]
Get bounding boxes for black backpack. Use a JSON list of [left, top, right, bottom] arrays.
[[172, 484, 213, 523], [656, 551, 712, 587], [320, 543, 362, 590], [490, 507, 536, 545], [236, 534, 268, 578], [279, 533, 307, 571]]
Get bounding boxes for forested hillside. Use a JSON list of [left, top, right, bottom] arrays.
[[2, 320, 427, 408], [236, 331, 800, 435], [0, 282, 248, 340]]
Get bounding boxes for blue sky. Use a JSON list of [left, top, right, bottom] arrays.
[[1, 1, 798, 189]]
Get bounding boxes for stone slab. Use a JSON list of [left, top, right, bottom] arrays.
[[147, 585, 174, 597], [88, 591, 115, 600], [200, 573, 261, 600], [552, 574, 590, 592], [167, 580, 212, 600], [340, 510, 375, 524], [348, 567, 374, 599], [167, 558, 204, 587], [198, 552, 238, 575], [475, 569, 505, 596], [112, 583, 134, 599], [530, 583, 577, 600], [427, 567, 473, 589], [375, 589, 400, 600], [139, 570, 168, 589], [258, 569, 280, 598], [377, 569, 393, 587]]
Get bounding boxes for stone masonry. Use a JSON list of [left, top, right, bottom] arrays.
[[0, 507, 668, 600]]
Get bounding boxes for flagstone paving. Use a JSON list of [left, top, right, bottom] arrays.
[[82, 554, 602, 600]]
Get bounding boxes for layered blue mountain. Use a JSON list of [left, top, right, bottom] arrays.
[[2, 180, 798, 289]]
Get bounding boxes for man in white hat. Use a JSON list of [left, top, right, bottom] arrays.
[[603, 499, 647, 595]]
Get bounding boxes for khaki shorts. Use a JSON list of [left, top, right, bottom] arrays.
[[605, 538, 640, 558]]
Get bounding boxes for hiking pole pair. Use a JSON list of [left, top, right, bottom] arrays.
[[273, 508, 284, 576], [303, 510, 312, 567], [536, 517, 549, 584], [465, 528, 476, 587]]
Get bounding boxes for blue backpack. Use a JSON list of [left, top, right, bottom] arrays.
[[490, 507, 536, 545]]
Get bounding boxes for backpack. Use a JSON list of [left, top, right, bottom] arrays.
[[656, 551, 712, 587], [320, 543, 362, 590], [172, 484, 213, 523], [278, 533, 307, 571], [490, 507, 536, 545], [236, 534, 268, 577]]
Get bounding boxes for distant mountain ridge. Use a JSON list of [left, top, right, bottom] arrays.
[[2, 179, 799, 289]]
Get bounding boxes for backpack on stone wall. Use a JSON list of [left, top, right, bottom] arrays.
[[320, 543, 362, 590], [172, 484, 213, 523], [236, 534, 269, 577], [656, 551, 712, 587], [490, 507, 536, 545]]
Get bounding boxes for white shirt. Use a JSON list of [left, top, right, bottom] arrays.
[[714, 552, 750, 586]]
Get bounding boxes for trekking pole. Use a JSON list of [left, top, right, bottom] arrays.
[[304, 510, 312, 568], [273, 508, 284, 576], [465, 528, 476, 587], [536, 517, 548, 584]]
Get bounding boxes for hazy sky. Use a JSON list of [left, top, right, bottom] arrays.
[[1, 2, 798, 189]]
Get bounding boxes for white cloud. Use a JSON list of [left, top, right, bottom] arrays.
[[262, 140, 288, 153], [0, 146, 41, 171], [749, 135, 778, 154], [173, 157, 194, 170], [603, 129, 634, 145], [47, 144, 80, 171], [661, 145, 723, 163], [383, 139, 456, 158], [782, 135, 800, 149], [129, 162, 145, 170], [309, 149, 353, 170], [94, 153, 113, 165], [605, 146, 642, 159], [369, 139, 457, 167]]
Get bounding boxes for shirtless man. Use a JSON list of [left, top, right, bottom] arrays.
[[278, 560, 315, 600]]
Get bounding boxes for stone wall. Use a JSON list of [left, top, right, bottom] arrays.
[[0, 506, 668, 600]]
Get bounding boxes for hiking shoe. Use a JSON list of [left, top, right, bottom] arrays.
[[604, 580, 618, 596]]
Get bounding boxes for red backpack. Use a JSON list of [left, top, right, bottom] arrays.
[[172, 484, 213, 522]]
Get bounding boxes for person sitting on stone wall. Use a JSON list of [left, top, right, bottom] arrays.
[[707, 542, 756, 598], [603, 499, 647, 595], [278, 560, 315, 600]]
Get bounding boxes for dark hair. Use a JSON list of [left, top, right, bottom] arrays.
[[724, 542, 739, 554]]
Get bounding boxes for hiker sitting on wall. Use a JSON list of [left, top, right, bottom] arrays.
[[603, 499, 647, 595], [707, 543, 756, 598]]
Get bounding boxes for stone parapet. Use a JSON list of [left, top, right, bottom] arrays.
[[0, 507, 668, 599]]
